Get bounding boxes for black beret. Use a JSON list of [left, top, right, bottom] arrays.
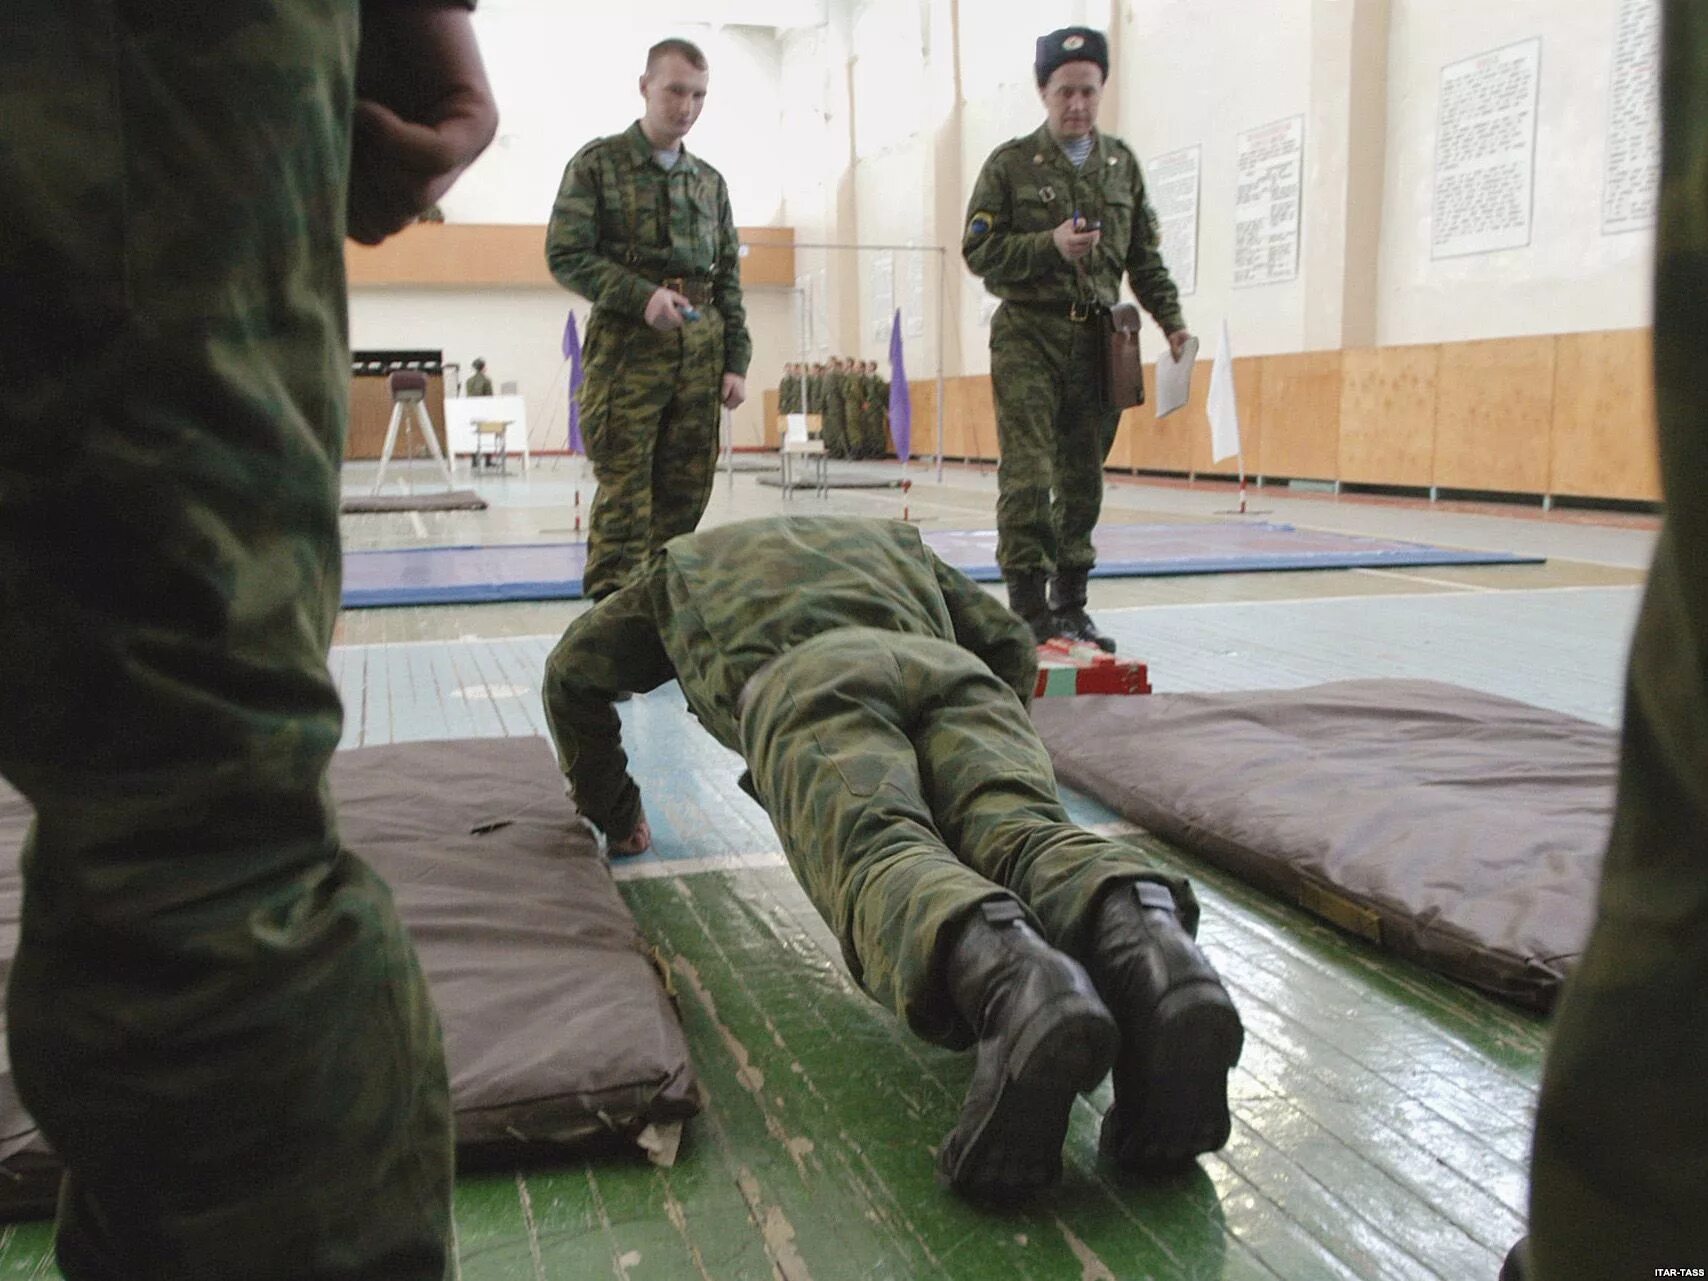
[[1035, 27, 1109, 88]]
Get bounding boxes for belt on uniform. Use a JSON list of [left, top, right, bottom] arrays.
[[658, 276, 715, 307], [1003, 298, 1107, 323]]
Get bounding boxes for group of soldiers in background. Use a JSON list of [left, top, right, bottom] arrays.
[[779, 357, 892, 459]]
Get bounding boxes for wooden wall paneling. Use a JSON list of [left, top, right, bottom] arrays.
[[1549, 328, 1660, 501], [1229, 357, 1267, 477], [1433, 336, 1556, 494], [737, 227, 798, 289], [1132, 362, 1193, 472], [762, 389, 781, 449], [347, 375, 446, 460], [1168, 358, 1263, 478], [346, 223, 796, 290], [907, 380, 942, 460], [913, 379, 943, 457], [1256, 351, 1342, 481], [1108, 363, 1156, 471], [943, 376, 998, 461], [1338, 345, 1439, 486], [1179, 361, 1223, 473]]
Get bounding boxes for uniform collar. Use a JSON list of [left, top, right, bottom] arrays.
[[1031, 122, 1107, 177], [625, 120, 701, 175]]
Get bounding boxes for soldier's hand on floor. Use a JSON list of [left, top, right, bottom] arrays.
[[1051, 217, 1101, 263], [349, 2, 498, 246], [644, 288, 695, 330], [1167, 329, 1193, 360], [722, 373, 747, 410], [609, 813, 652, 857]]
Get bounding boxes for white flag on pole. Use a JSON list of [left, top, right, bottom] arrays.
[[1207, 318, 1242, 464]]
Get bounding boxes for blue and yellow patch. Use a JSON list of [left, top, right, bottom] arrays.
[[967, 210, 995, 237]]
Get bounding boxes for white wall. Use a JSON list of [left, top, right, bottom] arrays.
[[1117, 0, 1315, 356], [446, 7, 789, 225], [1376, 0, 1654, 345]]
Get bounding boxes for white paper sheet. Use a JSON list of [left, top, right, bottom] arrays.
[[1155, 335, 1199, 420]]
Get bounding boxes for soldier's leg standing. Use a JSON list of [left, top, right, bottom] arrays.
[[1526, 4, 1708, 1273], [649, 312, 725, 550], [1051, 322, 1121, 578], [0, 4, 453, 1277], [581, 318, 679, 599], [991, 307, 1072, 639], [1041, 320, 1122, 651]]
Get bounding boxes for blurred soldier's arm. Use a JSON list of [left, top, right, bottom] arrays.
[[542, 578, 676, 850], [932, 554, 1040, 707], [712, 177, 752, 408], [349, 1, 498, 246], [545, 148, 658, 319], [1122, 178, 1189, 357]]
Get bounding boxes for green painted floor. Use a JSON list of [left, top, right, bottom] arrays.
[[2, 461, 1649, 1278], [0, 807, 1548, 1281]]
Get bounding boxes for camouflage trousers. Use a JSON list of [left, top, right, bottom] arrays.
[[580, 308, 726, 600], [1527, 3, 1708, 1273], [0, 4, 452, 1278], [990, 304, 1121, 575], [737, 629, 1194, 1048], [820, 395, 850, 459]]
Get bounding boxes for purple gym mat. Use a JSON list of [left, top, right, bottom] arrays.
[[340, 522, 1541, 608]]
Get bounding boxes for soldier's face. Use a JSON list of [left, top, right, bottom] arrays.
[[640, 54, 709, 145], [1041, 62, 1103, 142]]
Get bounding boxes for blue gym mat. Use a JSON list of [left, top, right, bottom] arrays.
[[340, 522, 1543, 608]]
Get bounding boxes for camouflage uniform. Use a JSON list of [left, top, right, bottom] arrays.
[[819, 367, 851, 458], [838, 369, 869, 458], [1526, 4, 1708, 1274], [865, 372, 892, 458], [547, 122, 751, 600], [963, 124, 1184, 576], [540, 516, 1193, 1045], [779, 371, 801, 414], [0, 3, 454, 1277], [465, 371, 493, 396]]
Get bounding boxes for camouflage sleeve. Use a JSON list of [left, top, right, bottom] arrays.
[[713, 176, 752, 376], [540, 576, 676, 839], [1124, 167, 1186, 334], [962, 151, 1057, 286], [931, 554, 1039, 707], [545, 149, 656, 319]]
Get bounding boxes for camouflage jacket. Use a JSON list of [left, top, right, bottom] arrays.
[[545, 121, 752, 376], [962, 123, 1185, 334], [546, 516, 1037, 837]]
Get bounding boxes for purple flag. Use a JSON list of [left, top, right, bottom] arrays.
[[887, 309, 911, 464], [563, 310, 585, 455]]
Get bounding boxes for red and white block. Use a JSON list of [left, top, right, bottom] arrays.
[[1032, 638, 1152, 698]]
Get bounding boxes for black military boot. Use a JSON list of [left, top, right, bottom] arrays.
[[1003, 569, 1057, 645], [936, 899, 1118, 1198], [1085, 882, 1243, 1173], [1049, 568, 1117, 653]]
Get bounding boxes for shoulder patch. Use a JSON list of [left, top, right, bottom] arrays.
[[967, 210, 996, 237]]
